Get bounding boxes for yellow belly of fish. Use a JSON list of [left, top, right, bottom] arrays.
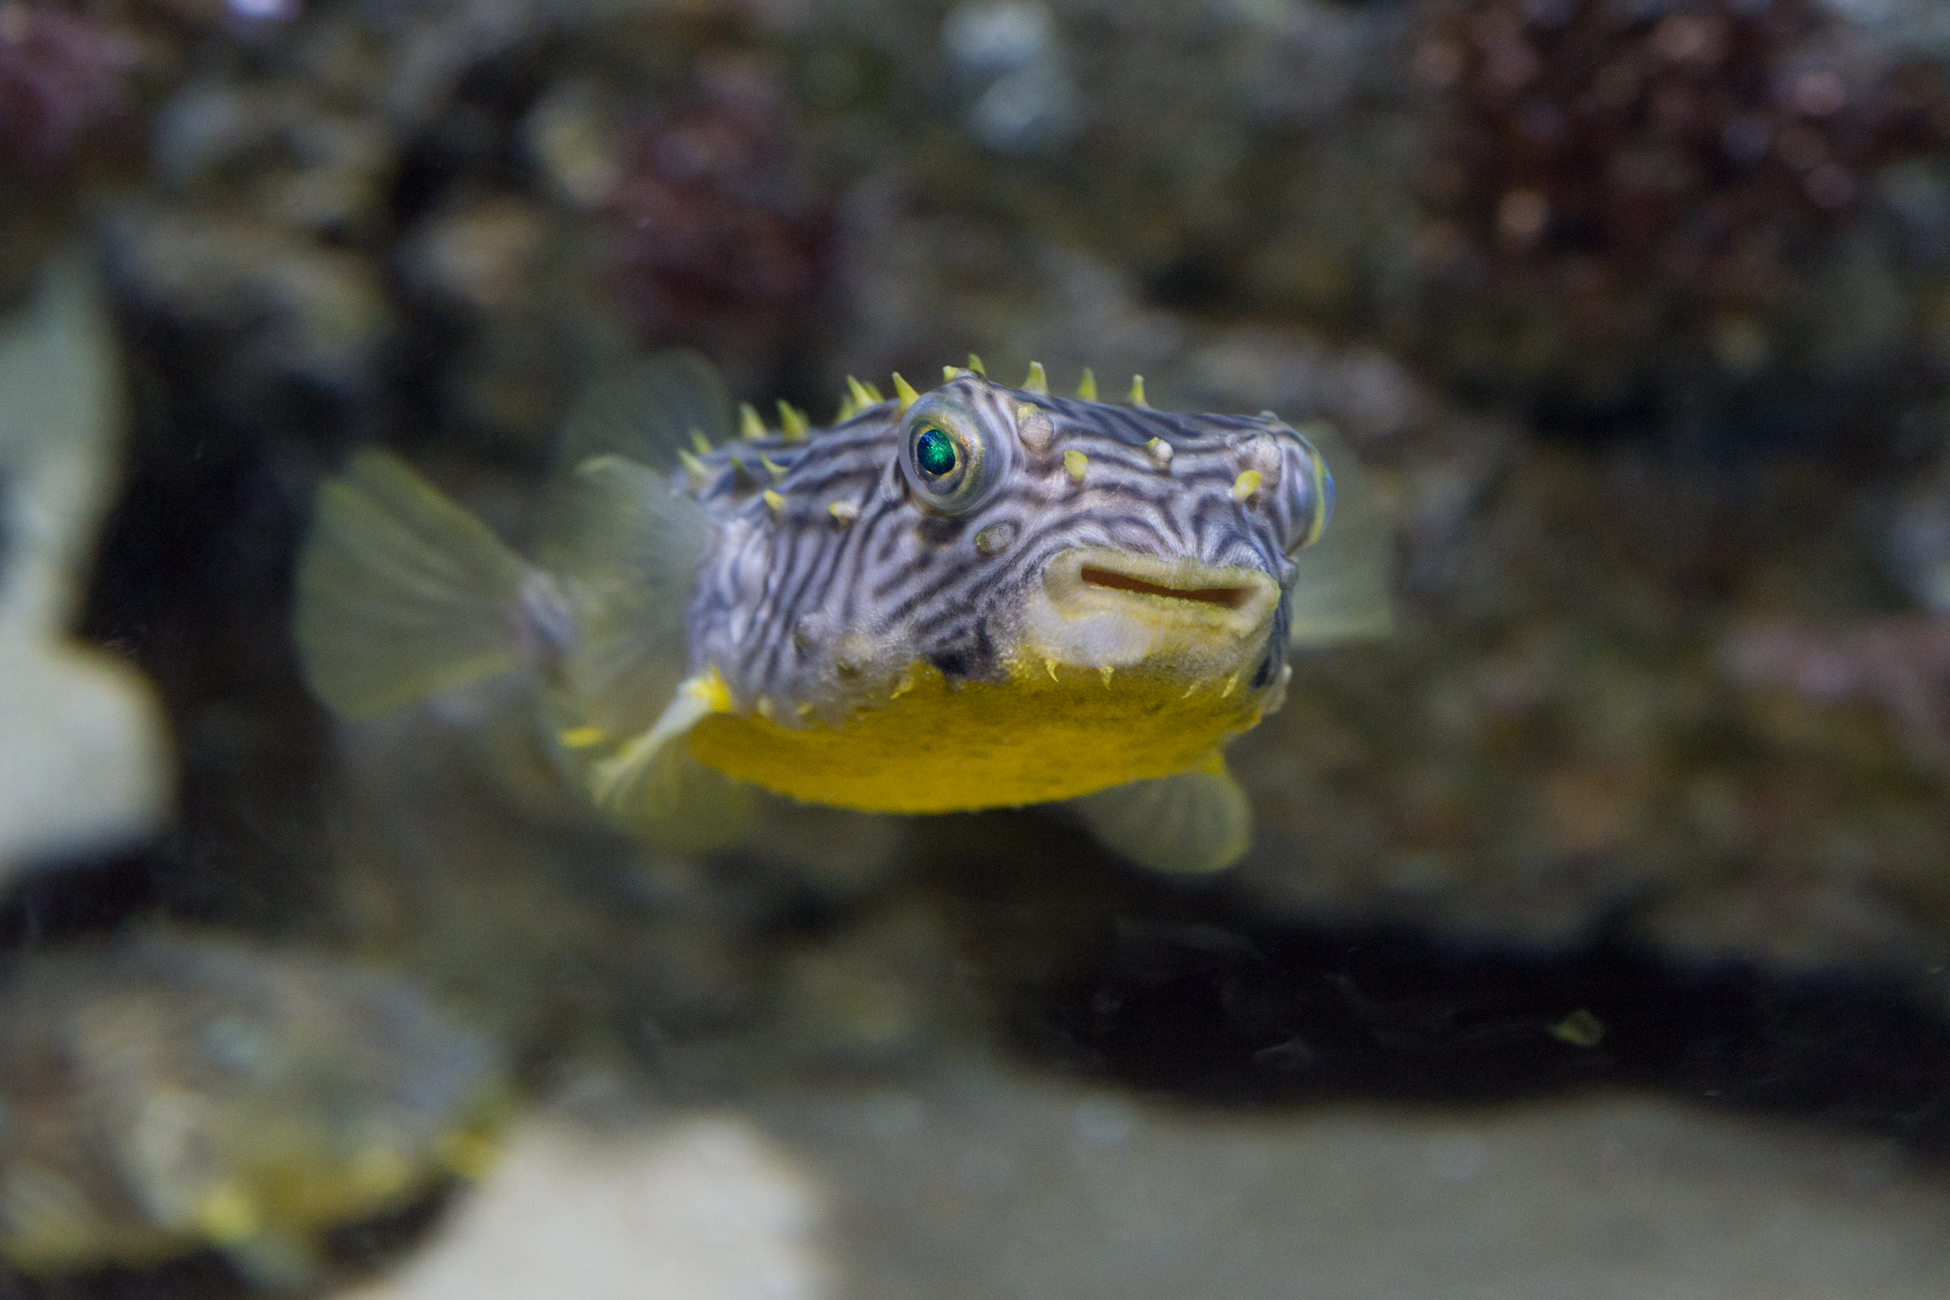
[[685, 661, 1267, 812]]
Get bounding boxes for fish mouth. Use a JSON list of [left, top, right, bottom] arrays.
[[1022, 547, 1280, 676], [1049, 548, 1277, 623], [1077, 564, 1258, 611]]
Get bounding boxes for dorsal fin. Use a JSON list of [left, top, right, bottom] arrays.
[[553, 350, 734, 476]]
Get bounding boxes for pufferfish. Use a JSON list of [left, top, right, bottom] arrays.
[[294, 356, 1390, 873]]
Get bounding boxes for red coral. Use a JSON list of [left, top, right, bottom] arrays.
[[1414, 0, 1950, 379], [603, 59, 827, 363], [0, 4, 135, 166]]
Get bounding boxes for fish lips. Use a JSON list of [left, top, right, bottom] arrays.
[[1020, 546, 1281, 677]]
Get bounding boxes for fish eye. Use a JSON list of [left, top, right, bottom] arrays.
[[1284, 429, 1336, 556], [899, 397, 998, 514], [914, 426, 960, 482]]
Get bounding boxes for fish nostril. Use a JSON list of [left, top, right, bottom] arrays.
[[1078, 566, 1254, 610]]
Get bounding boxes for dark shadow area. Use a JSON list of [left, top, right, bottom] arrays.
[[0, 852, 159, 947], [0, 1184, 458, 1300], [1013, 882, 1950, 1155]]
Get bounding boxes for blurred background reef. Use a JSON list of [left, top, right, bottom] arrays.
[[8, 0, 1950, 1295]]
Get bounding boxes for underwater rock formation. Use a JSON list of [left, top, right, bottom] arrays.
[[603, 58, 830, 383], [1724, 610, 1950, 768], [0, 928, 507, 1285], [0, 258, 170, 892], [1236, 431, 1950, 971], [0, 3, 134, 166], [1411, 0, 1950, 420], [342, 1112, 828, 1300]]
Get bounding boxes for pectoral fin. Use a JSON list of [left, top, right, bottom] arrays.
[[1071, 755, 1252, 875], [559, 672, 749, 854], [538, 454, 711, 738], [1287, 420, 1394, 645]]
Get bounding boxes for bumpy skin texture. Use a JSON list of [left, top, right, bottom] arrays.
[[673, 373, 1331, 810]]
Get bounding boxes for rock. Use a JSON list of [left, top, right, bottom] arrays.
[[105, 204, 392, 401], [342, 1110, 827, 1300], [789, 1069, 1950, 1300], [0, 929, 508, 1285], [351, 1062, 1950, 1300], [941, 1, 1082, 156], [0, 257, 170, 891], [0, 4, 136, 167], [1409, 0, 1950, 429]]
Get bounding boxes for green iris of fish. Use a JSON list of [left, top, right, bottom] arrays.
[[916, 427, 957, 478]]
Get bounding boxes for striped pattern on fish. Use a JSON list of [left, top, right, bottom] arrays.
[[684, 374, 1325, 724]]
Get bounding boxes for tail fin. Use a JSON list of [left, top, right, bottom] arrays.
[[293, 450, 567, 719], [1287, 420, 1395, 646]]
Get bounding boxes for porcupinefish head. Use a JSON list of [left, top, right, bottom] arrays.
[[679, 365, 1334, 812]]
